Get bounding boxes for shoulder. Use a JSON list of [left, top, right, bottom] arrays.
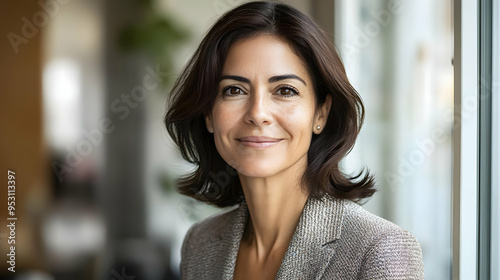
[[341, 200, 412, 238], [182, 205, 238, 252], [180, 205, 240, 277], [184, 206, 238, 242], [337, 200, 424, 279]]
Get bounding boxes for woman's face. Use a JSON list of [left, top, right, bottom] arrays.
[[205, 35, 330, 179]]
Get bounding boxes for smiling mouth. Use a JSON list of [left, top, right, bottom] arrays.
[[236, 136, 283, 148]]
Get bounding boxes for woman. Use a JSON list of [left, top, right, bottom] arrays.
[[165, 1, 424, 279]]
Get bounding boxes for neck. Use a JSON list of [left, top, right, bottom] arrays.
[[239, 163, 309, 262]]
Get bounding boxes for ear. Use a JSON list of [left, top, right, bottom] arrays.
[[313, 95, 332, 134], [205, 113, 214, 133]]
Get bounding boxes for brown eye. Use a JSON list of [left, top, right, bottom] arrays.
[[223, 86, 244, 96], [277, 86, 298, 97]]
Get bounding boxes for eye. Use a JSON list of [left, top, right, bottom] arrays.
[[222, 86, 245, 96], [276, 86, 299, 97]]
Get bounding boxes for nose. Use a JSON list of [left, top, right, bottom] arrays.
[[244, 89, 273, 127]]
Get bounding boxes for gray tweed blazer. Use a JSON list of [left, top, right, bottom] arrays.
[[180, 194, 424, 279]]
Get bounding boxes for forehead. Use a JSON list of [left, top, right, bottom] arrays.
[[222, 35, 311, 82]]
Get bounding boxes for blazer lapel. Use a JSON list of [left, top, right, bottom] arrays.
[[218, 195, 345, 280], [275, 195, 346, 280]]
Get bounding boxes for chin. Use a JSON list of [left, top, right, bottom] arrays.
[[234, 164, 280, 178]]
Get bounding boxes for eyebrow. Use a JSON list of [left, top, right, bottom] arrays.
[[220, 74, 307, 86]]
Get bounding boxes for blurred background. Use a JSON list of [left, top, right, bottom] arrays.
[[0, 0, 496, 280]]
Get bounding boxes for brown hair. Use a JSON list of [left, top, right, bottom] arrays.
[[165, 1, 375, 207]]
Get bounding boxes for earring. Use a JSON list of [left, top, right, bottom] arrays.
[[316, 125, 321, 130]]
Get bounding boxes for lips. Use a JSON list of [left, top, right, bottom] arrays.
[[236, 136, 283, 148]]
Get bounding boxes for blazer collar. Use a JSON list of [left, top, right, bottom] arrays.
[[220, 194, 346, 280]]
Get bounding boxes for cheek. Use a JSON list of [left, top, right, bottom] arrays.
[[211, 122, 243, 169], [211, 104, 240, 133], [281, 103, 316, 134], [210, 104, 240, 160]]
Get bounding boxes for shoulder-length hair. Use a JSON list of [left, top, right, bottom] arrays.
[[165, 1, 375, 207]]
